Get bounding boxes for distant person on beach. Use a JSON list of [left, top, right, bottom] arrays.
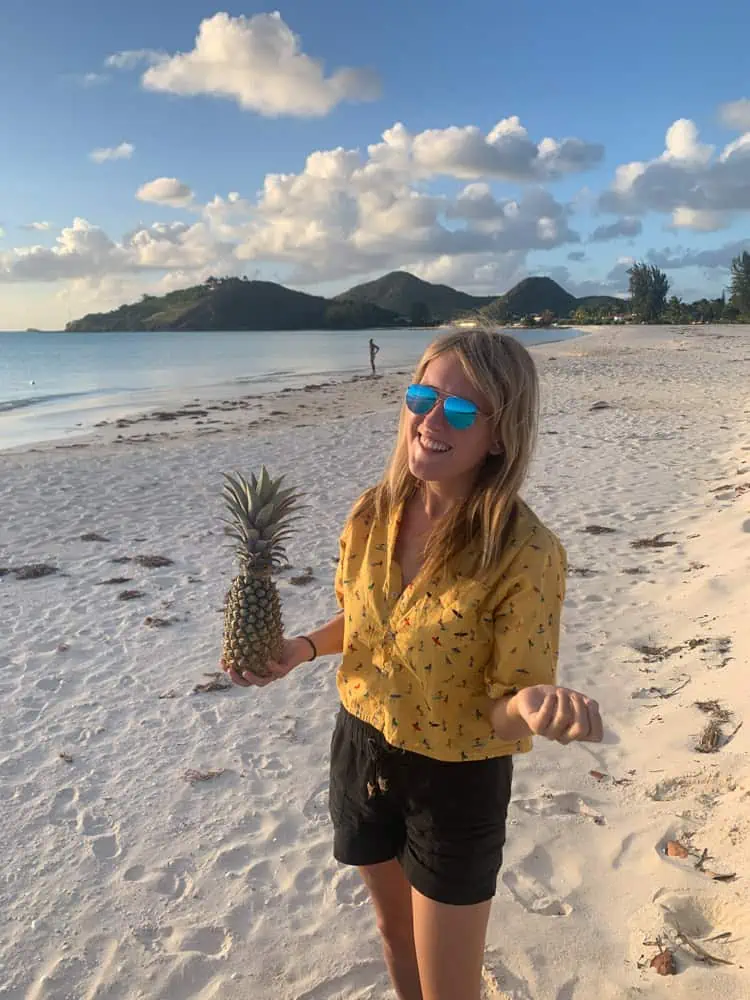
[[369, 337, 380, 375], [225, 327, 604, 1000]]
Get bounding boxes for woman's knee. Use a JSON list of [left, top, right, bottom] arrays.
[[374, 904, 414, 949], [359, 861, 414, 947]]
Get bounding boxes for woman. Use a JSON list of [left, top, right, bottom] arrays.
[[224, 328, 603, 1000]]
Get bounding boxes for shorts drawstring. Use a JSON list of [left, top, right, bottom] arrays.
[[365, 736, 398, 799]]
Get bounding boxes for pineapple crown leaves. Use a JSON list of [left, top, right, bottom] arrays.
[[222, 468, 307, 571]]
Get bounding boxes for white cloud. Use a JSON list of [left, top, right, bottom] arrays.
[[662, 118, 713, 165], [1, 117, 591, 303], [406, 116, 603, 181], [543, 265, 628, 299], [232, 141, 580, 284], [0, 217, 232, 285], [599, 113, 750, 220], [105, 49, 165, 70], [80, 72, 109, 87], [21, 221, 53, 231], [90, 142, 135, 164], [720, 98, 750, 131], [410, 251, 528, 295], [589, 217, 642, 242], [141, 11, 381, 117], [647, 239, 750, 270], [670, 207, 728, 232], [136, 177, 194, 207], [0, 218, 125, 283]]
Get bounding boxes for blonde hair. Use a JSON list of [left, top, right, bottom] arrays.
[[355, 326, 540, 582]]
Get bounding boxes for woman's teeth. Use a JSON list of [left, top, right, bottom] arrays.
[[419, 436, 451, 453]]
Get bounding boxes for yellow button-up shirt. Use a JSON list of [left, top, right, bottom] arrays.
[[334, 497, 567, 761]]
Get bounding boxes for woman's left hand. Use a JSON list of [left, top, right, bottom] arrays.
[[513, 684, 603, 744]]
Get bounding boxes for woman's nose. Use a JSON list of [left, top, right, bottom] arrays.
[[421, 399, 448, 431]]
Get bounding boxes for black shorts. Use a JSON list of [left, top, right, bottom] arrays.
[[328, 707, 513, 906]]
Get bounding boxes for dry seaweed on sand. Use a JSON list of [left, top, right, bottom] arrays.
[[183, 768, 225, 784], [631, 533, 678, 549], [13, 564, 59, 580], [633, 643, 684, 663], [97, 576, 133, 586], [583, 524, 617, 535], [118, 589, 145, 601], [133, 554, 174, 568], [80, 532, 110, 542], [192, 672, 232, 694], [694, 700, 732, 724], [289, 567, 315, 586], [143, 615, 174, 628], [695, 718, 724, 752]]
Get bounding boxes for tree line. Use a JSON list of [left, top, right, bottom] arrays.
[[574, 251, 750, 325]]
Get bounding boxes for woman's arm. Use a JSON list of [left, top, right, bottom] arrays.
[[300, 611, 345, 658]]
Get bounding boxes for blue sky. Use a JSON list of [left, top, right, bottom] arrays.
[[1, 0, 749, 328]]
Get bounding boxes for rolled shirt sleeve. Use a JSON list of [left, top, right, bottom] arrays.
[[485, 532, 567, 701], [334, 522, 350, 610]]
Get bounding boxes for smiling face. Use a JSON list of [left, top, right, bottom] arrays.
[[406, 351, 498, 495]]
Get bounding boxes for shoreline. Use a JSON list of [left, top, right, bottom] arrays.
[[1, 324, 749, 999], [0, 326, 587, 455]]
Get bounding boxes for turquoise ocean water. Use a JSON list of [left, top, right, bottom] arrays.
[[0, 327, 579, 450]]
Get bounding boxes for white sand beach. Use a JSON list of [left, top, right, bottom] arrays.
[[1, 324, 749, 1000]]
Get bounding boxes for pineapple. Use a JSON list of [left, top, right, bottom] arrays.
[[221, 467, 303, 678]]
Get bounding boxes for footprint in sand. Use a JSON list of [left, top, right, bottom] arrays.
[[122, 858, 194, 900], [513, 791, 606, 825], [647, 770, 736, 803], [25, 935, 123, 1000], [49, 786, 79, 826], [168, 925, 232, 957], [480, 958, 527, 1000], [501, 870, 572, 917], [91, 833, 121, 861], [302, 780, 331, 824], [332, 867, 369, 906], [630, 888, 750, 970], [293, 962, 385, 1000], [214, 844, 252, 873], [35, 675, 63, 693]]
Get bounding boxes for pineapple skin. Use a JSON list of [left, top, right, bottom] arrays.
[[221, 468, 302, 679], [222, 573, 283, 678]]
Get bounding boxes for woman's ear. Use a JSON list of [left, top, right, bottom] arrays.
[[489, 440, 503, 456]]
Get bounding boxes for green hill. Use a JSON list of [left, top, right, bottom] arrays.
[[65, 277, 401, 332], [65, 272, 631, 333], [576, 295, 628, 312], [480, 277, 577, 321], [336, 271, 496, 323]]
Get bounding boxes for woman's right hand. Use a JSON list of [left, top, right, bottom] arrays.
[[221, 636, 312, 688]]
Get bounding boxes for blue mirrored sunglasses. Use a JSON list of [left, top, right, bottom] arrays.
[[404, 383, 480, 430]]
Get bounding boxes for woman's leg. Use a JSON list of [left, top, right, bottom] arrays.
[[359, 860, 423, 1000], [411, 888, 492, 1000]]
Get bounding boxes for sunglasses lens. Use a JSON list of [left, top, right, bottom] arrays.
[[444, 397, 478, 429], [405, 384, 437, 415]]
